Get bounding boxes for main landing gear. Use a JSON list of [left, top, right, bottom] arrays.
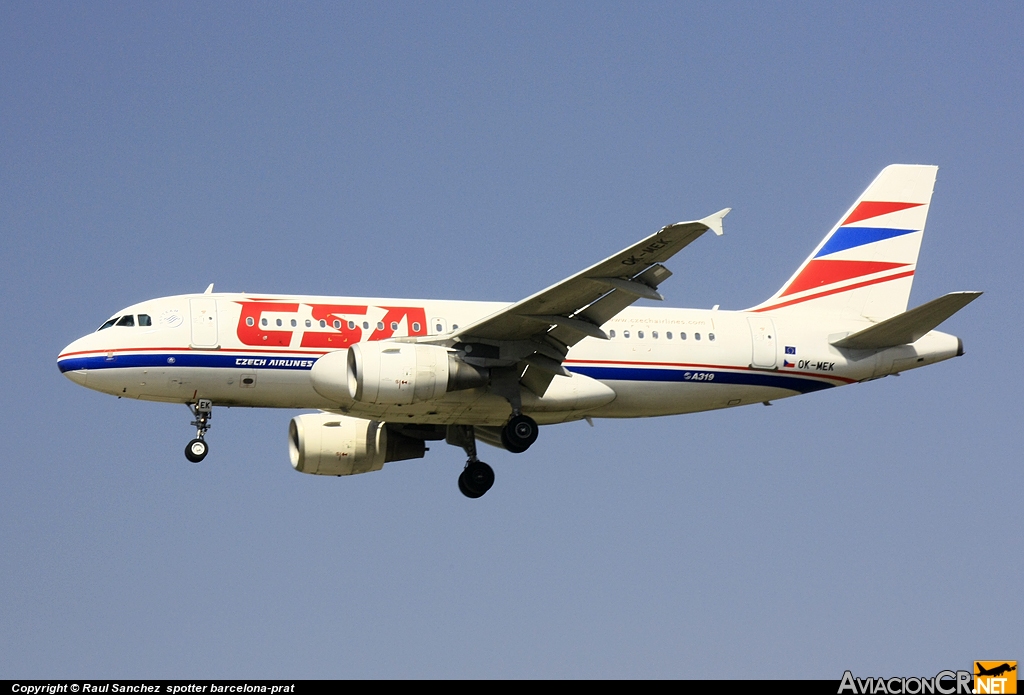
[[448, 424, 494, 499], [459, 460, 495, 499], [447, 412, 539, 499], [185, 399, 213, 463], [489, 369, 539, 455], [501, 413, 539, 454]]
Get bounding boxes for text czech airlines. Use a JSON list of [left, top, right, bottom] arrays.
[[234, 358, 315, 368]]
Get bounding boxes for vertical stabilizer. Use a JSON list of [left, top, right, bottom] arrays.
[[750, 164, 938, 320]]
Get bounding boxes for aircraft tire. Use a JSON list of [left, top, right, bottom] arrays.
[[501, 414, 538, 453], [459, 461, 494, 498], [185, 438, 208, 463]]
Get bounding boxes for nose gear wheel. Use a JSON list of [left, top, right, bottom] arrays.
[[185, 438, 208, 463], [185, 399, 213, 463]]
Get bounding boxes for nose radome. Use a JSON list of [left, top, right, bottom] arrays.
[[58, 338, 89, 386]]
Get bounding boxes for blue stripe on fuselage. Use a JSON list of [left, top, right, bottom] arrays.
[[568, 365, 835, 394], [59, 354, 837, 395], [57, 353, 319, 372]]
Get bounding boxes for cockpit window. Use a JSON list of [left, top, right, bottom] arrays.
[[116, 315, 135, 327], [138, 314, 152, 326], [98, 318, 118, 331]]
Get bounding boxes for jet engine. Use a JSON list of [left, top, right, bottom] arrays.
[[311, 343, 488, 406], [289, 412, 425, 476]]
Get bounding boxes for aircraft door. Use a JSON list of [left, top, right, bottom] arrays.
[[189, 298, 220, 349], [430, 317, 447, 336], [747, 316, 777, 369]]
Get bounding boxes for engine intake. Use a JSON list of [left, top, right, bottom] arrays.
[[289, 412, 425, 476]]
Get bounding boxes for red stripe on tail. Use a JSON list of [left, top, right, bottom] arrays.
[[842, 201, 922, 226], [781, 260, 909, 297]]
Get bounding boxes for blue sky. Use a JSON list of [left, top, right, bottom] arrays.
[[2, 2, 1021, 678]]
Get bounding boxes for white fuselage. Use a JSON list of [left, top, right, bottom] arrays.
[[57, 292, 961, 426]]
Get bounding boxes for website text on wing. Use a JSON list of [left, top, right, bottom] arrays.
[[58, 165, 980, 498]]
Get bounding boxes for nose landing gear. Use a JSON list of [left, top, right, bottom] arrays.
[[185, 399, 213, 463]]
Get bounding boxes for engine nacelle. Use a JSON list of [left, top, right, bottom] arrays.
[[326, 342, 488, 406], [288, 412, 425, 476], [348, 342, 446, 404]]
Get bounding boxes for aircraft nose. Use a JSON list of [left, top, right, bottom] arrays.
[[58, 338, 89, 386]]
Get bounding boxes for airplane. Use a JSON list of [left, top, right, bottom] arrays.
[[58, 164, 981, 498], [976, 663, 1016, 678]]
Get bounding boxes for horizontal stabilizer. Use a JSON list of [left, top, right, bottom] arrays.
[[832, 291, 982, 350]]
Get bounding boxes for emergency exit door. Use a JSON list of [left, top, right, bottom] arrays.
[[747, 316, 777, 369]]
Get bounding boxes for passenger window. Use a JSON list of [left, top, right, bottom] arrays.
[[349, 321, 356, 329], [138, 314, 152, 326], [363, 321, 369, 330], [246, 317, 255, 327], [390, 321, 398, 331], [261, 318, 268, 327], [452, 324, 459, 330], [291, 319, 297, 327], [275, 319, 282, 327], [412, 322, 421, 332], [98, 318, 118, 331], [305, 320, 311, 328], [377, 322, 384, 330], [435, 323, 443, 332], [681, 332, 687, 340], [638, 330, 644, 339], [653, 331, 658, 339], [116, 315, 135, 327], [609, 329, 616, 338], [695, 333, 701, 341], [667, 332, 673, 339], [333, 320, 341, 329], [319, 320, 326, 328], [624, 330, 630, 338], [709, 333, 715, 342]]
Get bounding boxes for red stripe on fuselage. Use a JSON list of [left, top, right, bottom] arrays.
[[57, 346, 330, 360]]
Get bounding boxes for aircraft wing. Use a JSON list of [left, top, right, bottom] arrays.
[[445, 208, 729, 394]]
